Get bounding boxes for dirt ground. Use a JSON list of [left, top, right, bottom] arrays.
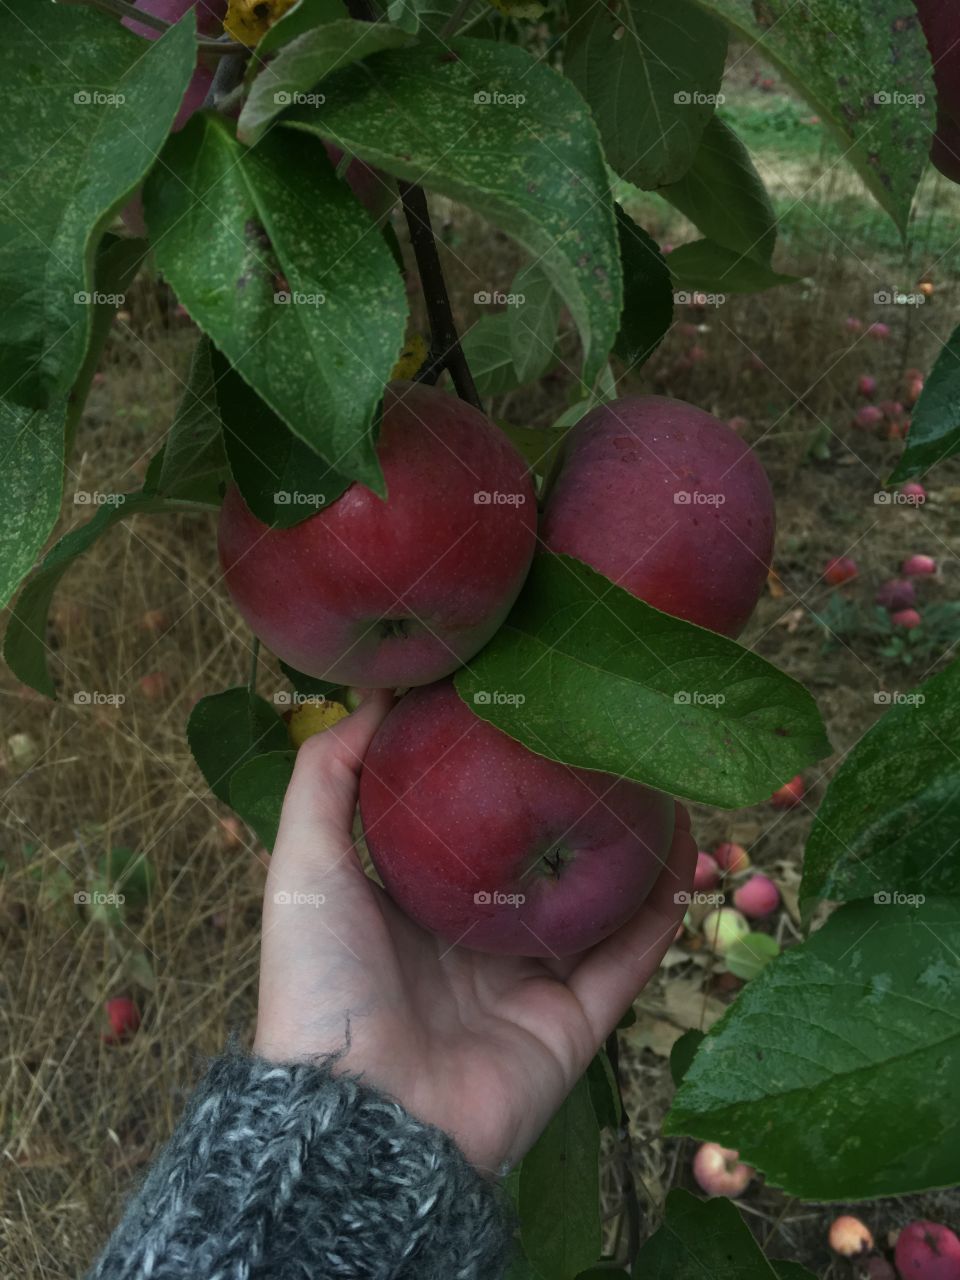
[[3, 53, 960, 1280]]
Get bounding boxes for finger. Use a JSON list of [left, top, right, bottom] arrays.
[[272, 687, 396, 873], [567, 817, 698, 1044]]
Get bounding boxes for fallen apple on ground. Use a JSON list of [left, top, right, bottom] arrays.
[[824, 556, 858, 586], [895, 1220, 960, 1280], [770, 775, 805, 808], [829, 1215, 874, 1257], [359, 680, 675, 957], [714, 841, 750, 874], [702, 907, 749, 955], [692, 1142, 753, 1197], [219, 382, 536, 688], [102, 996, 141, 1044], [733, 874, 780, 918], [540, 395, 775, 637]]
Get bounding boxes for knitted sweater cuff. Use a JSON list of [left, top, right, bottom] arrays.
[[87, 1049, 515, 1280]]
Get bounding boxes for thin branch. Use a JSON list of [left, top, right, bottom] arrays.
[[605, 1030, 642, 1269], [74, 0, 169, 31], [398, 182, 481, 410]]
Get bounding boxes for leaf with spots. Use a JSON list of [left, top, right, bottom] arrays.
[[686, 0, 934, 235], [282, 38, 621, 388], [145, 116, 407, 495], [666, 899, 960, 1198], [454, 554, 830, 808], [889, 323, 960, 481]]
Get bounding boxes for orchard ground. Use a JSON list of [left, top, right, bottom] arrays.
[[3, 51, 960, 1278]]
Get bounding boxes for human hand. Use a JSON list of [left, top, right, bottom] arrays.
[[254, 691, 698, 1174]]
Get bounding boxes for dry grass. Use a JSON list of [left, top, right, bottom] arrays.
[[4, 88, 960, 1278]]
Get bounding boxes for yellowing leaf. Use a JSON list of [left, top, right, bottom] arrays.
[[225, 0, 298, 47], [390, 333, 428, 380], [288, 699, 349, 747]]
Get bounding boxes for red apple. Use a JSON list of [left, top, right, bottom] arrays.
[[714, 841, 750, 874], [895, 1220, 960, 1280], [358, 681, 675, 957], [829, 1216, 874, 1258], [733, 874, 780, 918], [726, 415, 750, 433], [844, 316, 864, 334], [902, 555, 936, 576], [692, 1143, 753, 1197], [880, 400, 905, 421], [891, 608, 922, 630], [857, 374, 878, 398], [218, 382, 536, 688], [102, 996, 141, 1044], [694, 851, 720, 892], [868, 322, 891, 340], [875, 579, 917, 611], [824, 556, 858, 586], [905, 377, 924, 406], [540, 396, 775, 637], [771, 775, 805, 808], [854, 406, 884, 431], [900, 482, 926, 504], [139, 672, 170, 700]]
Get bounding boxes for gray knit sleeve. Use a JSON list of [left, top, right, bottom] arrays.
[[86, 1050, 516, 1280]]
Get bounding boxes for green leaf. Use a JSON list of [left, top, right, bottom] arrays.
[[256, 0, 350, 52], [214, 348, 351, 526], [633, 1189, 799, 1279], [565, 0, 727, 189], [666, 899, 960, 1199], [100, 846, 154, 912], [240, 20, 415, 145], [278, 661, 343, 702], [187, 687, 290, 805], [454, 554, 829, 809], [669, 1029, 705, 1087], [0, 3, 195, 407], [658, 116, 775, 264], [463, 313, 531, 396], [0, 400, 64, 610], [771, 1266, 817, 1280], [687, 0, 933, 234], [586, 1049, 621, 1130], [509, 262, 562, 385], [3, 491, 185, 697], [889, 324, 960, 481], [614, 208, 673, 369], [229, 749, 297, 850], [497, 421, 568, 482], [144, 115, 407, 495], [283, 38, 621, 387], [153, 338, 229, 505], [669, 241, 801, 294], [725, 932, 780, 981], [800, 658, 960, 919], [519, 1073, 600, 1280]]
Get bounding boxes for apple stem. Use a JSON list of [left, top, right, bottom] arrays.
[[605, 1031, 642, 1267], [397, 183, 483, 410]]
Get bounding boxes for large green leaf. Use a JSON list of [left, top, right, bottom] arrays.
[[666, 899, 960, 1199], [187, 687, 290, 805], [889, 324, 960, 481], [455, 554, 829, 809], [800, 659, 960, 919], [519, 1074, 600, 1280], [633, 1190, 812, 1279], [229, 749, 297, 849], [509, 263, 562, 386], [463, 312, 540, 396], [688, 0, 933, 234], [145, 115, 407, 495], [669, 241, 800, 294], [256, 0, 349, 52], [614, 208, 673, 369], [240, 19, 415, 145], [0, 400, 64, 611], [282, 39, 621, 387], [658, 116, 775, 263], [152, 338, 229, 506], [0, 3, 195, 407], [565, 0, 727, 189]]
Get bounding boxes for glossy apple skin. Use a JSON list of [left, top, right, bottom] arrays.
[[895, 1220, 960, 1280], [915, 2, 960, 183], [218, 382, 536, 688], [540, 396, 775, 637], [359, 681, 675, 957]]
